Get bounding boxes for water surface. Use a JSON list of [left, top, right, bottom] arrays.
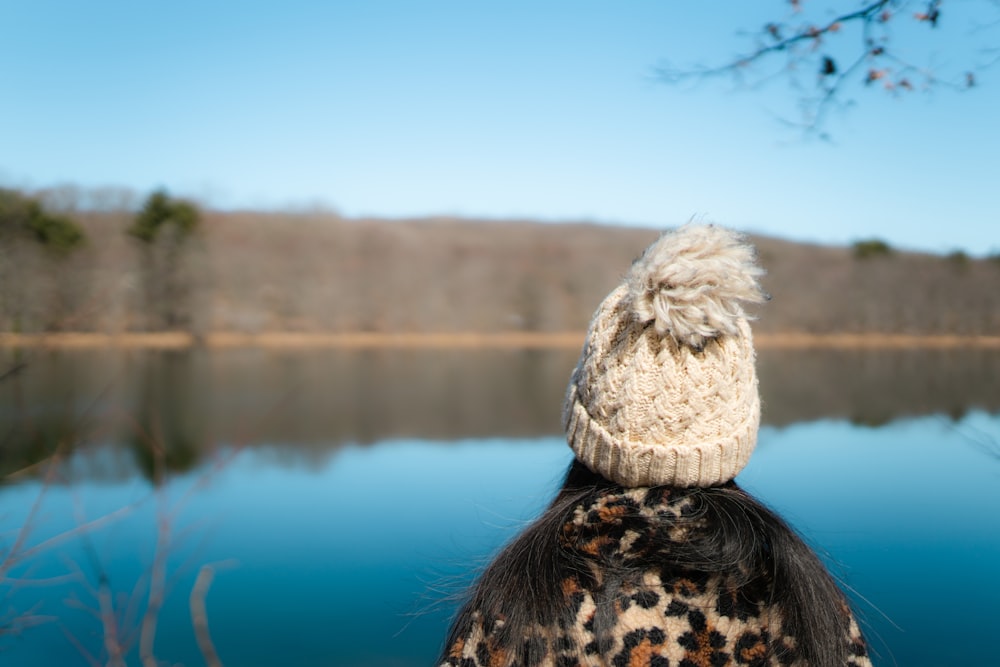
[[1, 349, 998, 666]]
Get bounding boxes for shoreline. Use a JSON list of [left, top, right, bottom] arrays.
[[2, 331, 1000, 350]]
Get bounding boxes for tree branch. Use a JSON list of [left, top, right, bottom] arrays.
[[656, 0, 998, 132], [190, 565, 224, 667]]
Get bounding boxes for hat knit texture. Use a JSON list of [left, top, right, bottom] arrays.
[[563, 224, 767, 488]]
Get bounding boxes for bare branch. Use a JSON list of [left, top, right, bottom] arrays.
[[2, 501, 140, 580], [0, 600, 56, 638], [190, 565, 224, 667], [59, 624, 103, 667], [0, 362, 27, 383], [96, 573, 127, 667], [657, 0, 1000, 132], [657, 1, 893, 83], [139, 504, 169, 667]]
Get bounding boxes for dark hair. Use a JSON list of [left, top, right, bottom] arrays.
[[441, 459, 861, 667]]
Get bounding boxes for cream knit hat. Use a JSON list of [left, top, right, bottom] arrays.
[[562, 224, 767, 488]]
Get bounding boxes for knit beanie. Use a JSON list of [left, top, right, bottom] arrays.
[[562, 224, 767, 488]]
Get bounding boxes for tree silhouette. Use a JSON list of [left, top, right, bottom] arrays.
[[128, 190, 202, 332], [0, 188, 84, 252], [0, 189, 86, 332]]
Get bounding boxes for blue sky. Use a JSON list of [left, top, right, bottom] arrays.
[[2, 1, 997, 255]]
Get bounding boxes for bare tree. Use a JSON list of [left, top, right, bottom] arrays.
[[658, 0, 1000, 134]]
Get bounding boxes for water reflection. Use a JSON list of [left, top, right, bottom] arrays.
[[1, 349, 999, 666], [756, 348, 1000, 426], [2, 348, 999, 478], [1, 414, 998, 667]]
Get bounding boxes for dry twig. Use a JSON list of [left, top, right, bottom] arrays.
[[190, 565, 224, 667], [657, 0, 999, 133]]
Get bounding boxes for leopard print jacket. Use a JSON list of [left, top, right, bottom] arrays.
[[440, 486, 871, 667]]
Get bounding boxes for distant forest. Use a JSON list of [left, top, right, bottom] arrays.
[[2, 186, 999, 336]]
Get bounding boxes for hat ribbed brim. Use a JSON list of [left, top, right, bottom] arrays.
[[563, 382, 759, 488]]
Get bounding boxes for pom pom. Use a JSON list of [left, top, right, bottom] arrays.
[[627, 224, 766, 349]]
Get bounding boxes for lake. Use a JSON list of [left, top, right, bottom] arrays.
[[1, 348, 998, 666]]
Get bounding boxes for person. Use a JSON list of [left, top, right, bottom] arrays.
[[438, 225, 872, 667]]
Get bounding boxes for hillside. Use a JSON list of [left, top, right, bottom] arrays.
[[3, 208, 999, 336]]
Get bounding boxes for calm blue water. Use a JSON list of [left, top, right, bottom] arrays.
[[2, 413, 998, 666]]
